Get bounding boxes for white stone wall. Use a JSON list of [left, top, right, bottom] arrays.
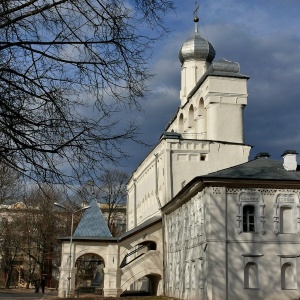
[[165, 190, 207, 299], [226, 187, 300, 300], [127, 143, 165, 230], [180, 60, 211, 105], [127, 52, 250, 232], [58, 241, 120, 298], [127, 137, 250, 231], [119, 222, 163, 294], [164, 185, 300, 300]]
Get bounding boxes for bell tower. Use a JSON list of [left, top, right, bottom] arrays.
[[179, 5, 215, 106]]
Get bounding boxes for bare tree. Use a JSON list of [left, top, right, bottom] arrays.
[[0, 184, 80, 289], [97, 169, 128, 235], [0, 0, 173, 185], [75, 171, 128, 236], [21, 185, 68, 287], [0, 163, 22, 204], [0, 215, 23, 288]]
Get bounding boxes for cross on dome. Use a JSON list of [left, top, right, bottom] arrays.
[[194, 1, 200, 33]]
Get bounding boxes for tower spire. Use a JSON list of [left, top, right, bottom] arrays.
[[193, 1, 199, 33]]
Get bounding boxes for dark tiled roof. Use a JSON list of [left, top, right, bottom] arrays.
[[73, 200, 112, 239], [187, 58, 249, 102], [118, 215, 162, 241], [204, 157, 300, 181]]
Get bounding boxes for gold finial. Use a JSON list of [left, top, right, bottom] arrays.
[[193, 1, 199, 33]]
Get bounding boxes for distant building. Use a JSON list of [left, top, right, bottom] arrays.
[[98, 202, 126, 237], [0, 202, 59, 288]]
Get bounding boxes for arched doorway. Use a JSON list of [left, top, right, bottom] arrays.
[[75, 254, 104, 288], [122, 273, 162, 296], [147, 274, 161, 295]]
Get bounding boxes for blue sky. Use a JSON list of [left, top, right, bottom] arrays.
[[121, 0, 300, 173]]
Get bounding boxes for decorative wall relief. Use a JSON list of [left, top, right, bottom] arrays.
[[273, 192, 300, 235]]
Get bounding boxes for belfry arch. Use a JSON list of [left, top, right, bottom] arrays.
[[178, 113, 184, 133], [198, 98, 206, 138], [188, 104, 195, 133]]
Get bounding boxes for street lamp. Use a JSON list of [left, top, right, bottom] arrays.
[[54, 202, 90, 298]]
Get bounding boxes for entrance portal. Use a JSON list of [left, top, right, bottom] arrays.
[[75, 254, 104, 288]]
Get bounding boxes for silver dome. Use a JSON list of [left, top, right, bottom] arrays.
[[179, 33, 216, 64]]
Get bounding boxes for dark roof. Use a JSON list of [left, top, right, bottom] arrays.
[[162, 156, 300, 215], [187, 58, 249, 103], [72, 200, 113, 240], [204, 157, 300, 181], [118, 215, 162, 241]]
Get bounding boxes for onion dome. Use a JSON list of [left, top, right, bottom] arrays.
[[179, 33, 216, 64]]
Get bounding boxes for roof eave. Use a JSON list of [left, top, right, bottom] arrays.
[[162, 176, 300, 215]]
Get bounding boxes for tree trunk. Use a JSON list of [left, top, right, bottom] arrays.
[[5, 267, 13, 289]]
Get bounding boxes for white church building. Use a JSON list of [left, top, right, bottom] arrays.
[[57, 14, 300, 300]]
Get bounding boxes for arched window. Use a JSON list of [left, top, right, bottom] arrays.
[[281, 262, 297, 289], [273, 193, 299, 235], [198, 98, 207, 138], [198, 259, 204, 289], [185, 262, 190, 289], [280, 206, 293, 233], [237, 191, 265, 234], [188, 105, 195, 132], [178, 113, 184, 133], [244, 262, 259, 289], [243, 205, 255, 232]]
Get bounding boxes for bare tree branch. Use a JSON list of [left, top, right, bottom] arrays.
[[0, 0, 174, 186]]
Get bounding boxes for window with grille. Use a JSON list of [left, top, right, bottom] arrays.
[[243, 205, 255, 232]]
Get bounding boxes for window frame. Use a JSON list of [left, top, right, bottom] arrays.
[[243, 205, 256, 232], [273, 192, 300, 235], [279, 255, 299, 290], [242, 254, 263, 290], [237, 191, 265, 234]]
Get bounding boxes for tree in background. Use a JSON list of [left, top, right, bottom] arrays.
[[21, 185, 68, 287], [0, 185, 71, 288], [0, 0, 173, 186], [0, 163, 22, 204], [0, 216, 23, 288], [76, 171, 128, 236], [97, 170, 128, 236]]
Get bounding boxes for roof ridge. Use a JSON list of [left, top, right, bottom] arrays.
[[73, 200, 112, 238]]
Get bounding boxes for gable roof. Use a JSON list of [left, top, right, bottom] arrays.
[[72, 200, 113, 240], [205, 157, 300, 181], [162, 156, 300, 215], [118, 215, 162, 242]]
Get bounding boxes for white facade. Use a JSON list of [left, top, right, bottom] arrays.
[[163, 178, 300, 300], [127, 38, 251, 231], [58, 16, 300, 300], [58, 220, 163, 298], [58, 240, 120, 298]]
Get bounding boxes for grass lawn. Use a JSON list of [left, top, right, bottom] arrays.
[[59, 297, 175, 300]]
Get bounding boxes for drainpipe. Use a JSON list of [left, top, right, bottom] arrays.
[[154, 153, 164, 295], [162, 213, 166, 296], [134, 179, 137, 227], [154, 153, 162, 209], [126, 192, 129, 231], [165, 146, 173, 201]]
